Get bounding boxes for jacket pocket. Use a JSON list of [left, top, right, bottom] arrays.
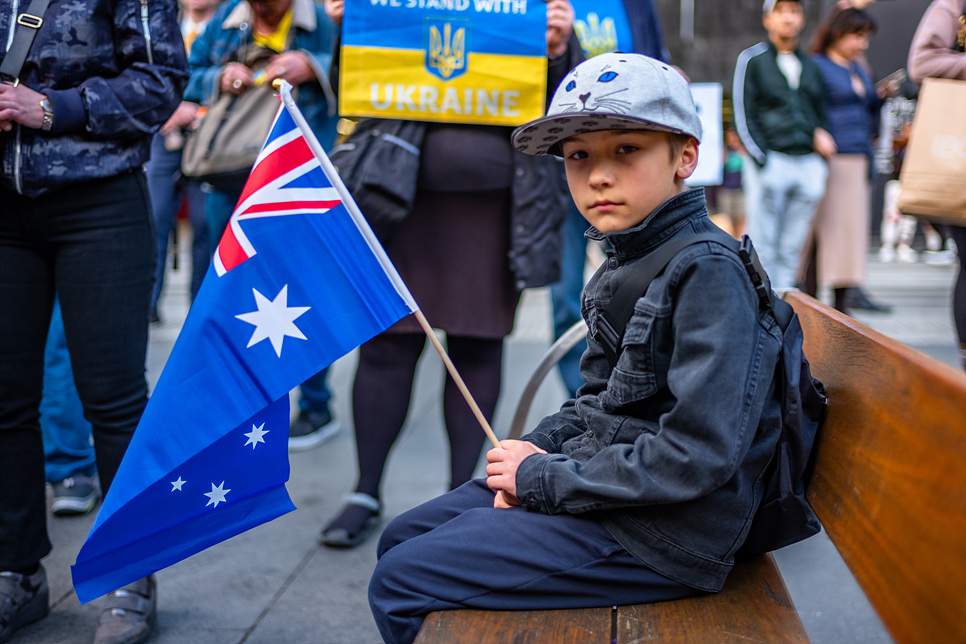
[[606, 306, 660, 406]]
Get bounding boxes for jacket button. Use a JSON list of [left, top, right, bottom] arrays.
[[516, 168, 525, 177], [516, 280, 526, 290]]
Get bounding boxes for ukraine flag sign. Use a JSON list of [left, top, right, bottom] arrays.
[[340, 0, 548, 126]]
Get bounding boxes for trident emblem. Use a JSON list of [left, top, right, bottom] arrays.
[[426, 20, 467, 81]]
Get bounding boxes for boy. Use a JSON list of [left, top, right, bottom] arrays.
[[732, 0, 834, 291], [368, 53, 785, 644]]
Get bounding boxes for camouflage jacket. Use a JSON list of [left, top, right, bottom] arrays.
[[0, 0, 188, 197]]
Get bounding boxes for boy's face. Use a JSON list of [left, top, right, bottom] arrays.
[[561, 130, 698, 234], [763, 2, 805, 43]]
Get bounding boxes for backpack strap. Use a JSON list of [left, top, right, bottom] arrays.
[[597, 233, 779, 367]]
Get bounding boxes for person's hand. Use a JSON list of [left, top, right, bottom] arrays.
[[813, 128, 837, 159], [266, 51, 316, 86], [0, 82, 46, 131], [545, 0, 574, 58], [220, 62, 255, 95], [485, 440, 547, 509], [324, 0, 344, 27], [160, 102, 199, 135]]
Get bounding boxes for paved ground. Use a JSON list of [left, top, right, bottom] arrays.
[[14, 236, 961, 644]]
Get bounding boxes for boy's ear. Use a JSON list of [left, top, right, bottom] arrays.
[[675, 137, 700, 180]]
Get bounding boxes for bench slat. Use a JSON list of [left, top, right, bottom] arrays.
[[787, 291, 966, 644], [616, 553, 807, 643], [414, 606, 611, 644]]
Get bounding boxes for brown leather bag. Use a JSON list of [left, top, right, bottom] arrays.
[[181, 46, 288, 193]]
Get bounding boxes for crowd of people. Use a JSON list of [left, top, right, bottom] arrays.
[[1, 0, 963, 643]]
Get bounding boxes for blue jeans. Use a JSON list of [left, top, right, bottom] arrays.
[[297, 368, 331, 412], [205, 188, 237, 253], [0, 171, 154, 569], [548, 201, 589, 398], [369, 479, 697, 644], [145, 133, 209, 306], [41, 298, 96, 483]]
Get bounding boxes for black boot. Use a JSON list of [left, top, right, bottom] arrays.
[[842, 287, 892, 313]]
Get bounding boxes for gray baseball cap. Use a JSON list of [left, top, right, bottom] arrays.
[[511, 53, 702, 157]]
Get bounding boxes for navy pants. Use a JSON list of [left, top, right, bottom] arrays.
[[370, 479, 699, 644], [0, 172, 153, 570]]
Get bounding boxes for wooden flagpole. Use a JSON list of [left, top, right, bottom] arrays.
[[274, 80, 501, 452], [413, 310, 502, 450]]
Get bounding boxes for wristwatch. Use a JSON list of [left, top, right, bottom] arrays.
[[39, 96, 53, 132]]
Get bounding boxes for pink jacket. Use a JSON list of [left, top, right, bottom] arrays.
[[909, 0, 966, 82]]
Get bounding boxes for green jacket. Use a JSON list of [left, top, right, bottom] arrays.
[[732, 40, 827, 166]]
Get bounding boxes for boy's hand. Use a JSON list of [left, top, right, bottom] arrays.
[[486, 440, 547, 509]]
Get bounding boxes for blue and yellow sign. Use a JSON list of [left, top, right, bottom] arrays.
[[340, 0, 548, 126]]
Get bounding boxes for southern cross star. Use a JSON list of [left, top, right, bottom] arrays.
[[235, 285, 310, 357], [245, 422, 269, 449], [171, 477, 185, 492], [205, 481, 231, 508]]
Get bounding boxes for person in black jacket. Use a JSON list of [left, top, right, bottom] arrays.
[[733, 0, 836, 291], [0, 0, 187, 642]]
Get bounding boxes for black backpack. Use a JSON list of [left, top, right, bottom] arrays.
[[594, 233, 827, 554]]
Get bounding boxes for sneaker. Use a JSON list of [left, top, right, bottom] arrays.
[[878, 245, 896, 263], [289, 408, 340, 452], [896, 243, 918, 263], [0, 565, 49, 644], [94, 575, 156, 644], [51, 474, 101, 517]]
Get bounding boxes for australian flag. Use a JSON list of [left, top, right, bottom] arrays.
[[72, 85, 418, 603]]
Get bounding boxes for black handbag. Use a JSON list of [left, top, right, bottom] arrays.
[[328, 119, 425, 243]]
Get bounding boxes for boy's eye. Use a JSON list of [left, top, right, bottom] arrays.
[[617, 144, 639, 154], [598, 71, 618, 82], [565, 149, 587, 161], [565, 80, 577, 91]]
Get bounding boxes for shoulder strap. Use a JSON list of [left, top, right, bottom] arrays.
[[597, 234, 781, 367], [0, 0, 53, 86]]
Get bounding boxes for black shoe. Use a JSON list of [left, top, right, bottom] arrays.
[[843, 287, 892, 313], [321, 493, 381, 548], [148, 308, 161, 325], [289, 408, 340, 452], [0, 565, 49, 644]]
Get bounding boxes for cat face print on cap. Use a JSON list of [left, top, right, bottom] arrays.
[[512, 53, 702, 156]]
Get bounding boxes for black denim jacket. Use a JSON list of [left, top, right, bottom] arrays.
[[516, 189, 784, 592]]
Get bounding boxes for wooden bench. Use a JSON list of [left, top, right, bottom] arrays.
[[414, 291, 966, 643]]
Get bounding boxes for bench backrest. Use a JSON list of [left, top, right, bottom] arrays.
[[786, 291, 966, 644]]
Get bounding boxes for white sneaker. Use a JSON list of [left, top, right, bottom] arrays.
[[878, 245, 896, 263], [896, 244, 918, 263]]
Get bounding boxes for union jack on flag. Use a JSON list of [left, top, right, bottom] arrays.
[[72, 86, 418, 603], [214, 109, 343, 276]]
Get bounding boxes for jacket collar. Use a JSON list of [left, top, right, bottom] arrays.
[[222, 0, 317, 32], [587, 188, 709, 262]]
